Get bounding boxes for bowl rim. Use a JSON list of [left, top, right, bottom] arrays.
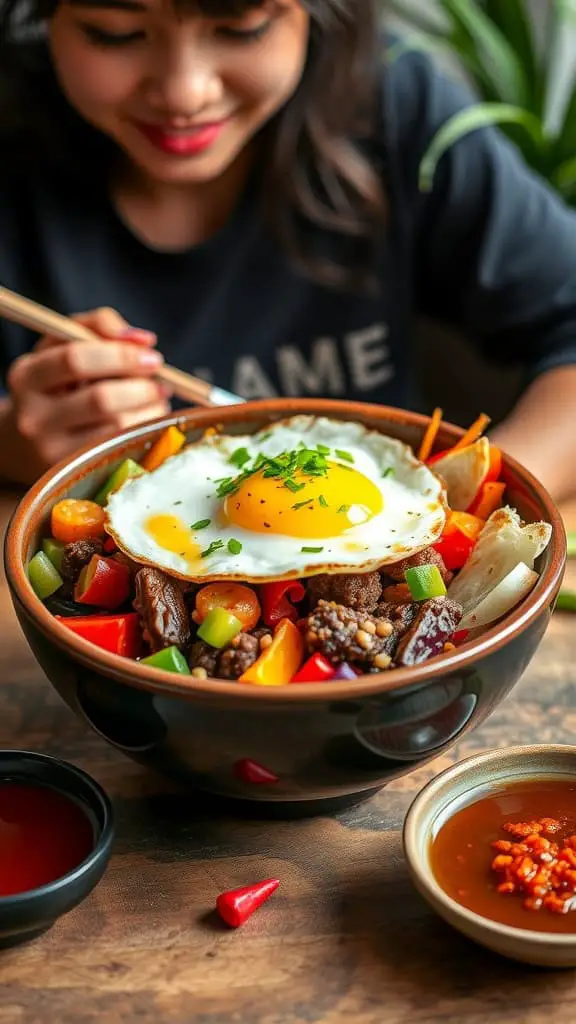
[[4, 398, 567, 703], [402, 743, 576, 947], [0, 749, 114, 907]]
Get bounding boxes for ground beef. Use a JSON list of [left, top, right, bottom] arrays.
[[60, 539, 104, 582], [305, 599, 401, 672], [189, 628, 272, 680], [133, 567, 191, 652], [384, 547, 453, 586], [395, 597, 463, 666], [306, 572, 382, 612]]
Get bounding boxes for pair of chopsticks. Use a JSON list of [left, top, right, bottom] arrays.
[[0, 286, 244, 409]]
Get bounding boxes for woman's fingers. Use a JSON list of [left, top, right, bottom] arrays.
[[21, 378, 165, 433], [8, 340, 164, 396]]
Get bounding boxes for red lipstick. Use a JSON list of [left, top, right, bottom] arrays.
[[134, 120, 226, 156]]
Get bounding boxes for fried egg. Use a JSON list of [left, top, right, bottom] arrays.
[[105, 416, 448, 582]]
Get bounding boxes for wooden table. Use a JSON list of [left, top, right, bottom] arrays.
[[0, 491, 575, 1024]]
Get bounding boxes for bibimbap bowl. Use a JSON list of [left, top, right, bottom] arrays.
[[4, 400, 566, 816]]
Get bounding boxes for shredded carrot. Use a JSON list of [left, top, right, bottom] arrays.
[[142, 425, 186, 472], [452, 412, 491, 452], [418, 407, 443, 462]]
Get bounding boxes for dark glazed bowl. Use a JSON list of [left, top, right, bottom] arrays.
[[4, 400, 567, 817], [0, 750, 114, 948]]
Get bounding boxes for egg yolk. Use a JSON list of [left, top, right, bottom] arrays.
[[223, 463, 384, 538], [144, 514, 201, 562]]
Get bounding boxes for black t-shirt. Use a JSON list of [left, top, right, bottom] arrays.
[[1, 47, 575, 409]]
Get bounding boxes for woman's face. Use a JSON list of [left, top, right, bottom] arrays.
[[49, 0, 310, 185]]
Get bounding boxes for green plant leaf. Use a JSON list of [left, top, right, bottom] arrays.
[[482, 0, 541, 112], [550, 63, 576, 164], [442, 0, 529, 105], [552, 155, 576, 192], [419, 103, 545, 192], [387, 0, 449, 37]]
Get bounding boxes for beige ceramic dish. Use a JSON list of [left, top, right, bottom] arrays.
[[403, 744, 576, 968]]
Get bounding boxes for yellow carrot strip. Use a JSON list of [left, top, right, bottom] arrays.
[[452, 412, 491, 452], [142, 426, 186, 472], [418, 407, 443, 462]]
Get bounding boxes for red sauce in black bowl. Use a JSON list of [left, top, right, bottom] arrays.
[[431, 779, 576, 934], [0, 782, 95, 897]]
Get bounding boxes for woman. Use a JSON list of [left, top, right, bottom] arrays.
[[0, 0, 575, 497]]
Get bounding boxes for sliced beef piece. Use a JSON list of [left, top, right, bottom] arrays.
[[306, 572, 382, 613], [395, 597, 463, 667], [60, 539, 104, 582], [189, 628, 272, 680], [385, 547, 453, 586], [133, 567, 191, 652]]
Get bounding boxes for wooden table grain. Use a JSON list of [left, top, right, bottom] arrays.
[[0, 490, 575, 1024]]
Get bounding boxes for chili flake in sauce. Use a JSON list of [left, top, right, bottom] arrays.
[[431, 779, 576, 934]]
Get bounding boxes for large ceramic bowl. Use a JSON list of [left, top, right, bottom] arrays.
[[4, 400, 566, 816]]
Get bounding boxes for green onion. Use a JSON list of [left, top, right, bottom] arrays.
[[335, 449, 354, 463], [227, 538, 242, 554], [292, 499, 312, 511], [201, 540, 225, 558], [284, 479, 305, 493], [405, 564, 447, 601], [555, 590, 576, 613], [140, 645, 190, 675], [337, 504, 349, 514], [382, 467, 395, 478], [316, 444, 330, 455], [301, 546, 324, 553], [318, 495, 328, 507], [191, 518, 211, 530], [28, 551, 64, 600], [42, 538, 65, 575], [229, 447, 251, 468], [197, 607, 243, 648]]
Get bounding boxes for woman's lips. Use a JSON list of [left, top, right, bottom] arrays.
[[133, 120, 228, 156]]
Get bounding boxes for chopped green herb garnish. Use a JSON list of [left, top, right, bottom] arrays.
[[318, 495, 328, 507], [173, 500, 183, 505], [316, 444, 330, 455], [227, 538, 242, 555], [301, 546, 324, 553], [337, 504, 349, 514], [382, 467, 395, 478], [191, 518, 211, 530], [201, 540, 225, 559], [292, 499, 312, 510], [259, 431, 272, 442], [229, 447, 251, 468], [284, 478, 305, 493], [335, 449, 354, 463]]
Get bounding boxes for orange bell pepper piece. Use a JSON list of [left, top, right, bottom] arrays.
[[469, 481, 506, 520], [239, 618, 304, 686], [142, 426, 186, 472]]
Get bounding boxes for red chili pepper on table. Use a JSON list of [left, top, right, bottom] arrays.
[[234, 759, 279, 784], [216, 878, 280, 928], [55, 613, 140, 657], [74, 555, 131, 609], [290, 652, 335, 683], [260, 581, 306, 627]]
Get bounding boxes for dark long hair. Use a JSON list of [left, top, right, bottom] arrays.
[[0, 0, 387, 290]]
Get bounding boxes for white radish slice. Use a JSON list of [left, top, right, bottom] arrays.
[[459, 562, 539, 630], [433, 438, 490, 511]]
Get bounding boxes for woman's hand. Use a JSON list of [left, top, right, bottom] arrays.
[[7, 307, 170, 471]]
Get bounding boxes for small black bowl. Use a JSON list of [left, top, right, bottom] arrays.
[[0, 750, 114, 949]]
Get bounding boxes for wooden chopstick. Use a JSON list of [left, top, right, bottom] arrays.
[[0, 286, 243, 408]]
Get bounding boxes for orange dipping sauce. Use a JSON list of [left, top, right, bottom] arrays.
[[0, 782, 95, 897], [431, 779, 576, 934]]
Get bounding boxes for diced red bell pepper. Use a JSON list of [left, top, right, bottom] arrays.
[[290, 652, 335, 683], [234, 759, 279, 784], [260, 581, 306, 627], [216, 878, 279, 928], [55, 612, 140, 657], [452, 629, 470, 646], [74, 555, 131, 609], [103, 537, 117, 554], [434, 530, 475, 571]]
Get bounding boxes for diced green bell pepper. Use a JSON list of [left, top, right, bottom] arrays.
[[404, 564, 447, 601], [28, 551, 64, 600], [140, 645, 190, 674], [197, 607, 243, 648], [42, 538, 65, 574], [94, 459, 145, 505]]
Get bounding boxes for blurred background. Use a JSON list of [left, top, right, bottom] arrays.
[[387, 0, 576, 426]]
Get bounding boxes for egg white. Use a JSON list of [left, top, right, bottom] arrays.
[[105, 415, 448, 582]]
